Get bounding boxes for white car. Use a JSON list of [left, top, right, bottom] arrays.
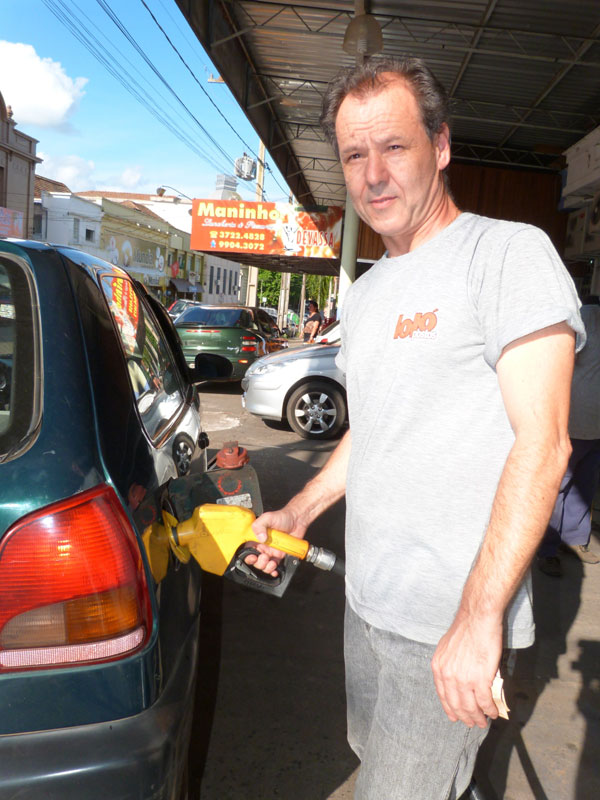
[[315, 319, 341, 344], [241, 344, 346, 439]]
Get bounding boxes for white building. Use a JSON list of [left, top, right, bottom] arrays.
[[33, 176, 103, 257], [78, 191, 243, 305], [201, 253, 241, 304]]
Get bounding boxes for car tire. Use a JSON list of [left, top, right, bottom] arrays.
[[173, 433, 195, 476], [286, 381, 346, 439]]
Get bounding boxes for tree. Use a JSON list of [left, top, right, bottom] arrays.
[[257, 269, 280, 307]]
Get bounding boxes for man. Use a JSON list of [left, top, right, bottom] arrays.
[[247, 57, 584, 799], [538, 295, 600, 577], [303, 299, 322, 342]]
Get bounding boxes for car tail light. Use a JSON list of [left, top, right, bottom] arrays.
[[241, 335, 258, 353], [0, 485, 152, 671]]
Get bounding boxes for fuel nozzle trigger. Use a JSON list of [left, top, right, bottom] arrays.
[[224, 546, 300, 597]]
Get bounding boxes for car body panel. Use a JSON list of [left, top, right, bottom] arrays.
[[315, 319, 341, 344], [242, 344, 345, 421], [0, 240, 223, 796], [0, 617, 198, 800]]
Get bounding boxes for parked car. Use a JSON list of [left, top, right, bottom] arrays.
[[315, 319, 341, 344], [242, 344, 346, 439], [175, 304, 288, 380], [167, 297, 201, 320], [0, 239, 237, 798]]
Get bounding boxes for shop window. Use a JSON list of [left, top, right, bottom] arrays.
[[73, 218, 80, 243], [209, 265, 214, 293], [85, 228, 95, 243]]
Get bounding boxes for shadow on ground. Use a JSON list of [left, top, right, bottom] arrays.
[[187, 438, 358, 800]]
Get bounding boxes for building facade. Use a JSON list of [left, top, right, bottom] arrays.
[[0, 91, 39, 238], [78, 190, 243, 306], [202, 253, 241, 304], [32, 177, 103, 257]]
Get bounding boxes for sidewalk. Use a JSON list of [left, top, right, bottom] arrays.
[[329, 517, 600, 799]]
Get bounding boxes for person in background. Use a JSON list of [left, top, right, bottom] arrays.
[[537, 295, 600, 577], [247, 56, 584, 799], [303, 299, 322, 343]]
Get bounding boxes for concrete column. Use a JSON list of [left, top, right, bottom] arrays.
[[338, 190, 360, 311], [246, 265, 259, 306], [277, 271, 291, 331]]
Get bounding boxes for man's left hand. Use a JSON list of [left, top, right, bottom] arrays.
[[431, 615, 502, 728]]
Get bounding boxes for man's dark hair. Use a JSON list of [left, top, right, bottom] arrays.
[[320, 56, 450, 157]]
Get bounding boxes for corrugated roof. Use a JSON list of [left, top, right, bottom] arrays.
[[177, 0, 600, 208]]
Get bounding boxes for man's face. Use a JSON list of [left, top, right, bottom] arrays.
[[335, 76, 451, 256]]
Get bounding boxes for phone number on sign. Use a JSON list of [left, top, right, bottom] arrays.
[[212, 231, 266, 241], [218, 241, 266, 251]]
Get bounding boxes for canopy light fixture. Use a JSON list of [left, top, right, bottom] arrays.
[[342, 13, 383, 57]]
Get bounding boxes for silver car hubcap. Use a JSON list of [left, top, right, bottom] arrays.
[[294, 392, 337, 434]]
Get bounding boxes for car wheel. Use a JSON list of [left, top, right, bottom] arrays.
[[286, 381, 346, 439], [173, 434, 195, 476]]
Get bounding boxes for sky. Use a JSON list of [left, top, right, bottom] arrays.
[[0, 0, 291, 203]]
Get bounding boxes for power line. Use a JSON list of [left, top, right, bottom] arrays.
[[95, 0, 237, 170], [41, 0, 232, 175], [139, 0, 292, 201]]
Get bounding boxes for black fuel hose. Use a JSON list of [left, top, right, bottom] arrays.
[[331, 556, 345, 577]]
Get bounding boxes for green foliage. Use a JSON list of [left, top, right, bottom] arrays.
[[305, 275, 332, 312], [257, 270, 332, 315], [257, 269, 281, 308]]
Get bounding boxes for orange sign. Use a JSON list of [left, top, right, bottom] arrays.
[[191, 200, 343, 258]]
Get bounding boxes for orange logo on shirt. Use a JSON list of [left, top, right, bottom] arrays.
[[394, 309, 438, 339]]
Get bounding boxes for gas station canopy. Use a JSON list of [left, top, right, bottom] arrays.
[[177, 1, 600, 273]]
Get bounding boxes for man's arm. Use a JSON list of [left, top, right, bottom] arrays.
[[247, 429, 351, 575], [431, 321, 575, 728], [307, 316, 320, 343]]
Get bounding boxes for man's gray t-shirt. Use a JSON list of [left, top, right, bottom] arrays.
[[336, 212, 585, 648]]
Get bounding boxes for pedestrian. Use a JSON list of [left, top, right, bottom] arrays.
[[537, 295, 600, 577], [246, 56, 585, 799], [303, 299, 322, 343]]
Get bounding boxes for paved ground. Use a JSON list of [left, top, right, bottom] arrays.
[[188, 379, 600, 800]]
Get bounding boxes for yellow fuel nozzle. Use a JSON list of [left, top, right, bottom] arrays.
[[142, 503, 310, 583], [177, 504, 309, 574]]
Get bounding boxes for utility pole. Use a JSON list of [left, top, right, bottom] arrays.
[[245, 141, 264, 306], [299, 273, 306, 331]]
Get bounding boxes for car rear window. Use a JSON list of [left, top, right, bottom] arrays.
[[0, 255, 41, 462], [177, 307, 250, 327], [100, 275, 185, 440]]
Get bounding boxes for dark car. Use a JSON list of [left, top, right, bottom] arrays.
[[167, 297, 201, 320], [175, 304, 288, 380], [0, 240, 247, 799]]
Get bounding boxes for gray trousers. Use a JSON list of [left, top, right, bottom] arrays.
[[345, 603, 489, 800]]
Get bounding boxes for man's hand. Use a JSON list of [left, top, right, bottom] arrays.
[[245, 507, 308, 577], [431, 614, 502, 728]]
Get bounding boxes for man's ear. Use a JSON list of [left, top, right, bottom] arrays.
[[435, 124, 451, 170]]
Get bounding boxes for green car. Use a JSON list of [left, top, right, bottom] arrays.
[[175, 304, 288, 380]]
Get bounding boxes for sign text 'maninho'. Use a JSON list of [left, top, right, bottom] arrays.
[[196, 201, 282, 222]]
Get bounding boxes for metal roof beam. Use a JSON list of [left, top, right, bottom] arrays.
[[499, 20, 600, 147], [219, 2, 600, 68]]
